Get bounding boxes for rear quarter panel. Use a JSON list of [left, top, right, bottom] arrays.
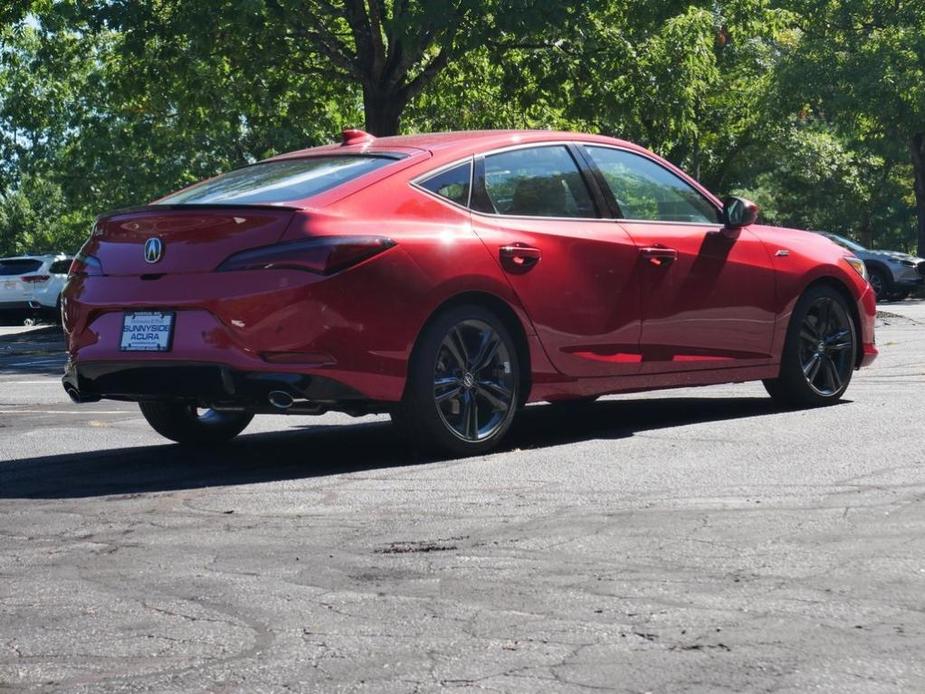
[[281, 172, 562, 399]]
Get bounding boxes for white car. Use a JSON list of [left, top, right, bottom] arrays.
[[0, 254, 73, 317]]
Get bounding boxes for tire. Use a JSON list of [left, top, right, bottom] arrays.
[[867, 267, 891, 301], [763, 285, 857, 408], [138, 401, 253, 444], [393, 304, 520, 457]]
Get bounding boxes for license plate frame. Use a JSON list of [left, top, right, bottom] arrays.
[[120, 311, 175, 352]]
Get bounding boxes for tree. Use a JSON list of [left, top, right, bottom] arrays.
[[88, 0, 584, 137], [780, 0, 925, 254]]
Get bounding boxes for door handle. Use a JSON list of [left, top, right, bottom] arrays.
[[640, 246, 678, 267], [499, 244, 542, 270]]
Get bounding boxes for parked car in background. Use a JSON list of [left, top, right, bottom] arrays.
[[62, 129, 877, 456], [0, 254, 74, 320], [816, 232, 925, 302]]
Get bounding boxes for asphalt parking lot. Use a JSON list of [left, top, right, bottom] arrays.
[[1, 304, 924, 693]]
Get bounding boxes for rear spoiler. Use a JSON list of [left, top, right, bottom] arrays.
[[96, 203, 299, 221]]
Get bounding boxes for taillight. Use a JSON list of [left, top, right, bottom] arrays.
[[217, 236, 396, 275], [68, 253, 104, 278], [22, 275, 51, 283]]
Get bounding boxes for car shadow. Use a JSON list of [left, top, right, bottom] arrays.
[[0, 396, 835, 500]]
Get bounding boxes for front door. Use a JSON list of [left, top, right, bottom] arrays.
[[582, 145, 777, 373]]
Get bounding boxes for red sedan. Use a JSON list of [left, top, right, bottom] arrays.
[[62, 129, 877, 456]]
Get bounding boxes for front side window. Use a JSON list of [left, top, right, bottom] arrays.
[[156, 155, 400, 206], [418, 161, 471, 206], [585, 146, 718, 223], [482, 146, 596, 218]]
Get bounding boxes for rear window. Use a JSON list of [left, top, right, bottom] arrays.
[[0, 259, 43, 276], [156, 155, 400, 206], [50, 259, 73, 274], [418, 162, 472, 206]]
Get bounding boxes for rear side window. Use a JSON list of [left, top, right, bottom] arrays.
[[585, 146, 718, 223], [50, 259, 73, 274], [0, 259, 42, 276], [156, 155, 400, 205], [482, 146, 597, 218], [418, 162, 471, 206]]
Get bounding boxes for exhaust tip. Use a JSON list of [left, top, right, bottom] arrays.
[[65, 386, 100, 404], [267, 390, 294, 410]]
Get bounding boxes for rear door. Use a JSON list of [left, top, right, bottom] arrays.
[[581, 145, 777, 373], [468, 144, 642, 377]]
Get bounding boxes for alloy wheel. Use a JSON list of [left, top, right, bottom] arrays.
[[798, 296, 854, 396], [432, 319, 515, 442]]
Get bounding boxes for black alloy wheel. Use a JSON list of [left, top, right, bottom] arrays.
[[395, 305, 520, 457], [763, 285, 857, 407], [797, 296, 855, 396], [432, 318, 516, 442]]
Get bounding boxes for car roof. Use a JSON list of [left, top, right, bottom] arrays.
[[271, 129, 649, 162]]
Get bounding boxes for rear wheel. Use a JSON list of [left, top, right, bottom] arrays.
[[763, 285, 857, 408], [138, 401, 253, 444], [394, 305, 520, 457]]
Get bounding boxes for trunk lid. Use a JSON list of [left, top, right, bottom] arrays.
[[87, 206, 295, 276]]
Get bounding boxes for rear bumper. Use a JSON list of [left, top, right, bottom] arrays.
[[0, 301, 34, 311], [62, 360, 368, 408], [60, 257, 434, 403], [0, 300, 54, 311]]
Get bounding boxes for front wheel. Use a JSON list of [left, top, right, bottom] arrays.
[[763, 285, 857, 408], [393, 305, 520, 457], [139, 401, 254, 444], [867, 267, 890, 301]]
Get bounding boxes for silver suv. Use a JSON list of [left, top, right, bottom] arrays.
[[817, 232, 925, 302]]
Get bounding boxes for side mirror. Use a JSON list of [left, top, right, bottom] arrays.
[[721, 197, 759, 230]]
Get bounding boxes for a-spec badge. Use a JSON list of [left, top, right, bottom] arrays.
[[144, 237, 164, 264]]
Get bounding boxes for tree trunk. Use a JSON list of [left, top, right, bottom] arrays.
[[362, 87, 406, 137], [912, 133, 925, 258]]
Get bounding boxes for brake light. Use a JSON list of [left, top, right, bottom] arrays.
[[68, 253, 104, 277], [217, 236, 396, 275], [21, 275, 50, 283]]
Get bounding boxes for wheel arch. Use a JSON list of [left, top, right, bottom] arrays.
[[802, 276, 865, 368], [410, 290, 533, 405]]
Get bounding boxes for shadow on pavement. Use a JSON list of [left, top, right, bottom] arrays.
[[0, 396, 825, 500], [0, 324, 67, 375]]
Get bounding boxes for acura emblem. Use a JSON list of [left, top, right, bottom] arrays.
[[144, 238, 163, 264]]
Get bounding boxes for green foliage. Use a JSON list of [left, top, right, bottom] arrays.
[[0, 175, 88, 256], [0, 0, 922, 256]]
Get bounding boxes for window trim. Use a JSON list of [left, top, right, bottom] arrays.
[[470, 142, 606, 221], [409, 156, 475, 211], [579, 143, 723, 226]]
